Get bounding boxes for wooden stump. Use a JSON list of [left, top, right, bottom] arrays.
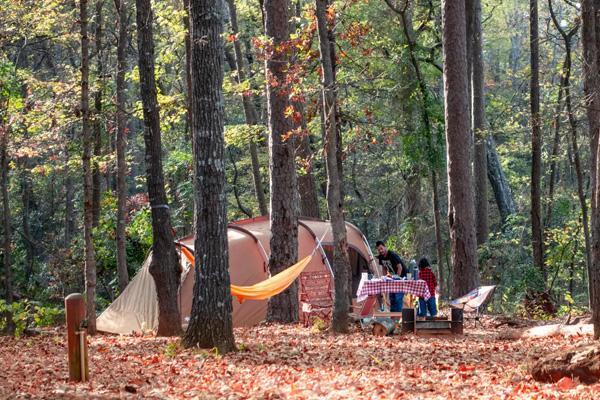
[[530, 344, 600, 384], [400, 308, 415, 334], [451, 308, 463, 334], [372, 318, 395, 336]]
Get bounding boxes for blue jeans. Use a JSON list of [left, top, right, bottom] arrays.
[[390, 292, 404, 312], [417, 297, 437, 317]]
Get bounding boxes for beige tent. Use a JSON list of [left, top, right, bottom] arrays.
[[97, 216, 376, 334]]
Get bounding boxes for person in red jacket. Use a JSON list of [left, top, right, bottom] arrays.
[[417, 257, 438, 317]]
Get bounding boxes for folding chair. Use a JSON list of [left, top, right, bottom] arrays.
[[449, 286, 496, 327], [299, 271, 333, 327]]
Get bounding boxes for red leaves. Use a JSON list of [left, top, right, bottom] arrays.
[[1, 323, 599, 399]]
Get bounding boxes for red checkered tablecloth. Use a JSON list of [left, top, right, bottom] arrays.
[[356, 279, 431, 302]]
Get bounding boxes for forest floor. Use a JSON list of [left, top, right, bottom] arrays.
[[0, 315, 599, 399]]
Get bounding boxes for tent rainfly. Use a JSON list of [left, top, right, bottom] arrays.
[[97, 216, 376, 334]]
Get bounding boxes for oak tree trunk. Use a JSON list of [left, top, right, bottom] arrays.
[[442, 0, 479, 297], [316, 0, 350, 333], [135, 0, 182, 336], [263, 0, 299, 323], [80, 0, 98, 334], [182, 0, 235, 353], [115, 0, 129, 293]]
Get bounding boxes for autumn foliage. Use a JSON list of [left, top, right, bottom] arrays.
[[1, 321, 600, 399]]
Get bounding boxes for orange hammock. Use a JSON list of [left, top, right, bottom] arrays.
[[180, 246, 312, 303]]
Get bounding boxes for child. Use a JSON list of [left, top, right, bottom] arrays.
[[417, 257, 438, 317]]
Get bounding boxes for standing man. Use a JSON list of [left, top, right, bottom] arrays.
[[375, 240, 408, 312]]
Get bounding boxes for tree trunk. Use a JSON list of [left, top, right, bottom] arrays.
[[182, 0, 192, 141], [182, 0, 235, 353], [389, 0, 447, 289], [115, 0, 129, 293], [226, 0, 268, 216], [291, 1, 319, 219], [263, 0, 299, 324], [92, 0, 104, 228], [80, 0, 98, 334], [442, 0, 479, 298], [135, 0, 182, 336], [64, 127, 76, 247], [548, 0, 590, 278], [432, 171, 446, 298], [316, 0, 350, 333], [472, 0, 488, 245], [1, 118, 14, 335], [530, 0, 545, 281], [486, 135, 516, 223], [582, 0, 600, 339]]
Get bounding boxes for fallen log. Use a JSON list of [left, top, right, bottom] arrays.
[[530, 344, 600, 384], [497, 323, 593, 340]]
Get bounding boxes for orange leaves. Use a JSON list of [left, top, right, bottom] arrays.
[[0, 322, 597, 399]]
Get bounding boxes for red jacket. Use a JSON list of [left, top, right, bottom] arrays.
[[419, 267, 437, 298]]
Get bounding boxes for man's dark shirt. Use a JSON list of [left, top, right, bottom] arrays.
[[377, 251, 408, 277]]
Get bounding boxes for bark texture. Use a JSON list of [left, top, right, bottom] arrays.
[[80, 0, 98, 334], [530, 0, 545, 279], [264, 0, 299, 323], [182, 0, 235, 353], [135, 0, 182, 336], [442, 0, 479, 298], [472, 0, 488, 245], [1, 118, 14, 334], [92, 0, 103, 228], [486, 135, 516, 223], [548, 0, 590, 282], [316, 0, 350, 333], [115, 0, 129, 293], [582, 0, 600, 339]]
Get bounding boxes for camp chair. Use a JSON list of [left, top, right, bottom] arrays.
[[299, 271, 333, 327], [449, 285, 496, 326]]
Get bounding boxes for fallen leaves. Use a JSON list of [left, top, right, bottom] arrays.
[[0, 322, 599, 399]]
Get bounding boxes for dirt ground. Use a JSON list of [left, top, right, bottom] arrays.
[[1, 317, 599, 399]]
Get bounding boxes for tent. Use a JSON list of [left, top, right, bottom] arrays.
[[97, 216, 377, 334]]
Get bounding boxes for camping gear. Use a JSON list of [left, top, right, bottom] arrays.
[[180, 246, 313, 303], [449, 285, 496, 327], [449, 286, 496, 312], [97, 216, 376, 334]]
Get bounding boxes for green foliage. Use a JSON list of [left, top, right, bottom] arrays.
[[0, 299, 62, 337]]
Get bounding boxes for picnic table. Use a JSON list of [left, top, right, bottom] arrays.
[[356, 278, 431, 317]]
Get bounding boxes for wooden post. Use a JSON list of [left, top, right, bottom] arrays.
[[400, 307, 415, 334], [65, 293, 89, 382], [451, 308, 464, 334]]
